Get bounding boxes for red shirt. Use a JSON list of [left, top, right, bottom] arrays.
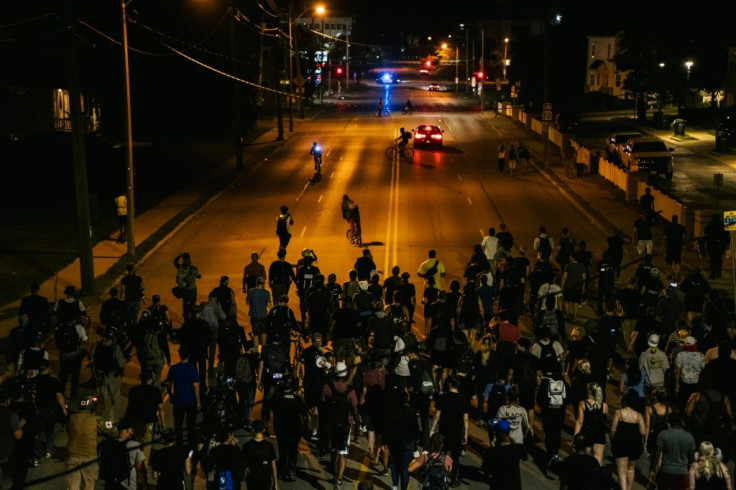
[[498, 322, 521, 344], [321, 380, 359, 424]]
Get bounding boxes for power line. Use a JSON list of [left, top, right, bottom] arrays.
[[76, 19, 169, 56], [0, 12, 58, 28]]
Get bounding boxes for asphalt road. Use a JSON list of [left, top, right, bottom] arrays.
[[24, 84, 627, 489]]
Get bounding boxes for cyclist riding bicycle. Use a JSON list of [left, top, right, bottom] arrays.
[[310, 142, 323, 171], [341, 194, 361, 243], [403, 99, 413, 114], [395, 127, 412, 156]]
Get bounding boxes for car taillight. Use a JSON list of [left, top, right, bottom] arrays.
[[415, 133, 426, 139], [431, 134, 442, 140]]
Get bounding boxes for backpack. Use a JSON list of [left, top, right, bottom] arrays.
[[276, 215, 288, 235], [540, 310, 560, 338], [100, 439, 132, 486], [538, 236, 552, 257], [245, 440, 273, 480], [425, 454, 448, 489], [55, 323, 79, 354], [518, 352, 537, 385], [418, 367, 436, 396], [371, 316, 394, 350], [234, 354, 254, 383], [141, 329, 163, 364], [386, 304, 406, 331], [424, 260, 439, 287], [94, 341, 119, 374], [431, 327, 450, 353], [265, 347, 287, 377], [149, 306, 168, 330], [547, 379, 566, 408], [216, 469, 234, 490], [695, 390, 732, 440], [176, 265, 192, 288], [537, 341, 560, 377], [326, 383, 353, 431]]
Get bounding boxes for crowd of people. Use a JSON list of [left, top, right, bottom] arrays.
[[2, 200, 736, 490]]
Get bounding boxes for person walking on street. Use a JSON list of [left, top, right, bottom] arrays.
[[166, 348, 201, 447], [120, 263, 144, 329], [508, 144, 517, 175], [114, 193, 127, 243], [497, 144, 506, 173], [201, 293, 226, 379], [610, 389, 646, 490], [246, 277, 272, 350], [650, 412, 695, 490], [269, 249, 297, 303], [418, 250, 446, 293], [243, 252, 267, 293], [65, 395, 106, 490], [276, 205, 294, 250], [430, 376, 468, 487], [173, 252, 201, 317], [90, 327, 126, 420], [688, 441, 732, 490], [704, 213, 730, 279], [125, 371, 164, 466]]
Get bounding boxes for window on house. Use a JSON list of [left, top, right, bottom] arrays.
[[589, 73, 596, 86], [591, 42, 595, 58]]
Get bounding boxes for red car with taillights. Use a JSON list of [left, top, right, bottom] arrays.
[[413, 125, 444, 150]]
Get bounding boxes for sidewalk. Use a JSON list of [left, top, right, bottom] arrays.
[[0, 126, 294, 337]]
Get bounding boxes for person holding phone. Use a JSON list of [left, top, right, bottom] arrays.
[[149, 429, 191, 489]]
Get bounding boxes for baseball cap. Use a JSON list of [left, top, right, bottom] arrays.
[[117, 419, 133, 431], [648, 333, 660, 347], [684, 336, 697, 346], [336, 361, 348, 377], [487, 419, 511, 433]]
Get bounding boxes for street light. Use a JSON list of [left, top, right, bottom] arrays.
[[121, 0, 135, 258], [502, 37, 509, 81], [289, 5, 324, 118], [685, 60, 693, 107]]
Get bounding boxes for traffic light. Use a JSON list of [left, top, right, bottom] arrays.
[[336, 67, 343, 75], [425, 60, 432, 67], [476, 71, 484, 80]]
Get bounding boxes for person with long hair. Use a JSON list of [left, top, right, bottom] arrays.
[[610, 389, 646, 490], [496, 384, 530, 445], [474, 335, 496, 424], [619, 357, 645, 403], [689, 441, 732, 489], [573, 382, 608, 465], [570, 360, 596, 422], [644, 387, 670, 476]]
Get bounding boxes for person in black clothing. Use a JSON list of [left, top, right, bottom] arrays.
[[268, 249, 297, 302], [354, 249, 377, 282], [120, 263, 144, 329], [7, 314, 35, 370], [703, 213, 730, 279], [19, 283, 51, 333], [473, 336, 497, 424], [430, 376, 468, 486], [606, 229, 626, 277], [305, 276, 333, 336], [386, 390, 419, 490], [265, 296, 300, 352], [597, 251, 616, 314], [100, 287, 127, 332], [559, 433, 606, 490], [210, 276, 237, 320], [408, 348, 435, 450], [34, 360, 66, 458], [296, 256, 320, 320], [331, 301, 361, 363], [496, 223, 514, 252], [177, 307, 210, 395], [126, 372, 165, 465], [298, 332, 330, 441], [205, 431, 243, 490], [242, 420, 278, 490], [271, 374, 306, 481], [482, 419, 527, 490], [149, 429, 191, 490]]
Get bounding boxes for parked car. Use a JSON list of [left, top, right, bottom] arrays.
[[428, 82, 441, 91], [618, 136, 674, 179], [605, 131, 642, 162]]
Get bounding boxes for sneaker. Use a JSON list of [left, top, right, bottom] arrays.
[[44, 452, 53, 459], [30, 459, 40, 467], [310, 431, 319, 441]]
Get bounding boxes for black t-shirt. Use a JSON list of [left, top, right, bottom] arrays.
[[634, 218, 653, 240], [242, 439, 276, 487], [559, 453, 603, 490], [150, 445, 189, 489], [209, 443, 243, 488], [354, 257, 377, 280], [616, 288, 642, 320], [331, 307, 360, 339], [606, 235, 624, 258], [268, 260, 295, 285], [436, 392, 468, 441], [126, 384, 163, 424], [272, 391, 307, 433], [299, 346, 324, 383], [35, 374, 62, 410], [325, 282, 343, 309], [121, 274, 143, 302], [664, 223, 686, 250], [306, 289, 332, 322], [482, 443, 527, 490], [395, 283, 416, 308]]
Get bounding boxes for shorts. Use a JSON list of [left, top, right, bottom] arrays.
[[665, 249, 682, 265], [304, 381, 322, 408], [656, 472, 689, 490], [250, 317, 267, 335], [329, 426, 351, 455], [637, 240, 653, 256], [563, 288, 583, 304]]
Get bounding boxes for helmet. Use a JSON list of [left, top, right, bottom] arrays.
[[650, 268, 660, 277]]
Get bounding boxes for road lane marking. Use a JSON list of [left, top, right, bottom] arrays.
[[318, 194, 323, 203], [479, 229, 485, 238], [330, 172, 335, 179], [457, 174, 463, 181], [467, 196, 473, 205], [295, 181, 310, 201], [300, 226, 307, 237]]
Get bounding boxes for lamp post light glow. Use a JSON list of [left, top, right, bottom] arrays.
[[685, 60, 693, 107], [503, 37, 509, 81]]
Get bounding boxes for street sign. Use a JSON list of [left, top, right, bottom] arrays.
[[543, 102, 552, 111], [724, 210, 736, 231], [542, 110, 553, 121]]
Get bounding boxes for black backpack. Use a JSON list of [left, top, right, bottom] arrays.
[[325, 383, 353, 431], [695, 390, 732, 440], [539, 310, 560, 338], [536, 341, 560, 377], [425, 453, 448, 489], [94, 341, 119, 374], [100, 439, 132, 486], [234, 353, 254, 383], [386, 304, 406, 331], [538, 236, 552, 257], [276, 215, 288, 235], [149, 306, 168, 330], [245, 440, 273, 480], [424, 261, 439, 287], [55, 323, 79, 354], [265, 347, 287, 378]]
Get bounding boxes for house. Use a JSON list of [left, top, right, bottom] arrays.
[[584, 36, 627, 98]]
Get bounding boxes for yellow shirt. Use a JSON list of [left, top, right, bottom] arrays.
[[417, 258, 446, 291], [115, 195, 127, 216]]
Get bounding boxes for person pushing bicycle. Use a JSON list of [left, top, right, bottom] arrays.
[[395, 127, 412, 156], [342, 194, 361, 243]]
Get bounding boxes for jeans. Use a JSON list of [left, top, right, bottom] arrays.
[[411, 394, 431, 449], [173, 404, 198, 447], [443, 438, 463, 482], [182, 288, 197, 317], [389, 441, 415, 490], [99, 372, 122, 420], [542, 408, 565, 459]]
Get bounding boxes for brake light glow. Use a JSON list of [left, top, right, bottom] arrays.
[[431, 134, 443, 140]]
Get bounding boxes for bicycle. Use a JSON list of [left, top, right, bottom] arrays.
[[346, 227, 362, 247], [385, 144, 414, 161], [313, 155, 322, 175]]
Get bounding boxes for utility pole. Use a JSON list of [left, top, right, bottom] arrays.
[[480, 28, 484, 113], [465, 26, 469, 94], [287, 10, 294, 132], [68, 15, 94, 293], [294, 25, 304, 118], [228, 7, 244, 166], [121, 0, 135, 259], [256, 18, 265, 114], [345, 28, 350, 90], [275, 31, 284, 141], [455, 45, 459, 94]]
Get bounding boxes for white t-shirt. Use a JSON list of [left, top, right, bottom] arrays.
[[496, 404, 529, 444], [675, 350, 705, 385], [481, 235, 499, 261]]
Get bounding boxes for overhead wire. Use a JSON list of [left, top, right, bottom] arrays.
[[76, 19, 170, 56], [254, 0, 279, 18], [0, 12, 58, 28]]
